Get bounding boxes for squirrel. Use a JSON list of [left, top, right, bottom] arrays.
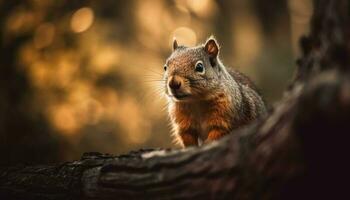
[[163, 36, 267, 147]]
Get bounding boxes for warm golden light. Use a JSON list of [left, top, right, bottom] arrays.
[[288, 0, 313, 56], [186, 0, 216, 18], [91, 46, 120, 74], [29, 61, 50, 88], [175, 0, 216, 18], [115, 96, 151, 144], [171, 27, 197, 47], [174, 0, 189, 12], [6, 10, 35, 34], [50, 104, 80, 134], [7, 0, 298, 159], [70, 7, 94, 33], [34, 23, 55, 49], [136, 1, 163, 36], [232, 15, 262, 67]]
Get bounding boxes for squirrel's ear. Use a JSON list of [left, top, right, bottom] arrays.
[[173, 38, 178, 51], [204, 37, 219, 58]]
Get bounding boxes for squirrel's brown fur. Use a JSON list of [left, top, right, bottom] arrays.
[[163, 37, 267, 147]]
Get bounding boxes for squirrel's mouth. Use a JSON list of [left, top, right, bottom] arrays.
[[168, 93, 191, 101]]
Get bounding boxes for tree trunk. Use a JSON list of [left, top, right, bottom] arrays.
[[1, 0, 350, 199]]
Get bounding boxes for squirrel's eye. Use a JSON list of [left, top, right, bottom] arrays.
[[164, 65, 167, 71], [195, 61, 205, 74]]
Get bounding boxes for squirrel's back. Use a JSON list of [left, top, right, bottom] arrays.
[[226, 67, 266, 127]]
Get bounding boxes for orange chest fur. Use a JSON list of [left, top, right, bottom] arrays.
[[169, 96, 232, 140]]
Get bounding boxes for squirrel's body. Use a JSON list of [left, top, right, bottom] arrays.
[[163, 37, 266, 147]]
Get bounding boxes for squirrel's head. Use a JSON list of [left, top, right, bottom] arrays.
[[163, 36, 224, 102]]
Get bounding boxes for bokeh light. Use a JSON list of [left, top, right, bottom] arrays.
[[34, 23, 55, 49], [71, 7, 94, 33], [0, 0, 312, 163], [171, 27, 197, 47]]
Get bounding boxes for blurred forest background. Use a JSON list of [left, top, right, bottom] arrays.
[[0, 0, 312, 164]]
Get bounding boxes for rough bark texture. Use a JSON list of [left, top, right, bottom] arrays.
[[1, 0, 350, 199]]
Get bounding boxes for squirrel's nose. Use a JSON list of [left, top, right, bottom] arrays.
[[168, 76, 182, 90]]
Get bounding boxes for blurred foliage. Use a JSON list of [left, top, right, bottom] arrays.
[[0, 0, 312, 164]]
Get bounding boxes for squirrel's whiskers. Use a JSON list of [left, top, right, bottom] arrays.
[[139, 67, 168, 106]]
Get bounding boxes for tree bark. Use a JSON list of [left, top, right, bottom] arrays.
[[1, 0, 350, 199]]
